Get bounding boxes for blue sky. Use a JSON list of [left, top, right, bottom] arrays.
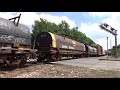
[[0, 12, 120, 50], [38, 12, 103, 24]]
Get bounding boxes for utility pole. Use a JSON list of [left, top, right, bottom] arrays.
[[110, 38, 112, 56], [115, 30, 117, 58], [110, 39, 112, 49], [107, 37, 108, 58]]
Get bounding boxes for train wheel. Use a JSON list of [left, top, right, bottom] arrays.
[[49, 55, 56, 62], [18, 57, 27, 67], [19, 60, 26, 67], [75, 57, 78, 59], [56, 55, 61, 61], [37, 57, 44, 62]]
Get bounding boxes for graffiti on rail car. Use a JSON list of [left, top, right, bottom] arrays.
[[0, 35, 25, 44]]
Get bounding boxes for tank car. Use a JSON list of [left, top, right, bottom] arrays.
[[35, 32, 86, 62], [0, 14, 36, 66]]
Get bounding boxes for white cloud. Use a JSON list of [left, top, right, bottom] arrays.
[[102, 18, 120, 31], [101, 17, 120, 46], [38, 13, 76, 28], [0, 12, 76, 32], [79, 22, 112, 40], [88, 12, 111, 17], [0, 12, 16, 19], [88, 12, 120, 19], [95, 37, 114, 50], [78, 22, 115, 50], [77, 12, 120, 50], [17, 12, 40, 27]]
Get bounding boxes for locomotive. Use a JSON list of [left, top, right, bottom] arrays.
[[35, 32, 104, 62], [0, 14, 36, 66]]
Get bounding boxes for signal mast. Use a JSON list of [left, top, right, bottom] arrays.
[[99, 23, 118, 58]]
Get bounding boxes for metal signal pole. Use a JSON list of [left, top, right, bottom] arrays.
[[99, 23, 118, 58]]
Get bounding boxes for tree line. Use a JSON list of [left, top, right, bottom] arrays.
[[110, 44, 120, 57], [31, 18, 95, 46]]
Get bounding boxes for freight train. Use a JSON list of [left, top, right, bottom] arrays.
[[0, 14, 105, 67], [35, 32, 105, 62]]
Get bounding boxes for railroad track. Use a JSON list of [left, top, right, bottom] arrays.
[[0, 59, 58, 70]]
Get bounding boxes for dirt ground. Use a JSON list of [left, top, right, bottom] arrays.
[[0, 56, 120, 78], [52, 56, 120, 71]]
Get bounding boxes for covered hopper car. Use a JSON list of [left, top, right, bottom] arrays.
[[91, 44, 104, 56], [35, 32, 86, 62], [85, 45, 97, 57]]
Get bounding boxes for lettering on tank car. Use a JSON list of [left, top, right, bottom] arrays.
[[14, 38, 25, 43], [0, 35, 13, 42], [0, 35, 25, 44], [62, 45, 74, 49]]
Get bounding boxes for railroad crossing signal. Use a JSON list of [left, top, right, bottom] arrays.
[[99, 23, 118, 58]]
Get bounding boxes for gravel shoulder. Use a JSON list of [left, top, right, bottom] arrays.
[[52, 56, 120, 71], [0, 62, 120, 78]]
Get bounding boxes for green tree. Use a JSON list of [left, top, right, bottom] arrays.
[[31, 18, 95, 46]]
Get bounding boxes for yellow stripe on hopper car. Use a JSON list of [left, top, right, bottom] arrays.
[[72, 40, 76, 46], [18, 48, 31, 50], [18, 46, 31, 50], [48, 32, 56, 48]]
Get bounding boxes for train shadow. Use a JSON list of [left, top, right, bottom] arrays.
[[0, 65, 33, 71], [41, 58, 74, 65], [0, 61, 38, 71], [0, 58, 79, 71], [0, 66, 18, 71]]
